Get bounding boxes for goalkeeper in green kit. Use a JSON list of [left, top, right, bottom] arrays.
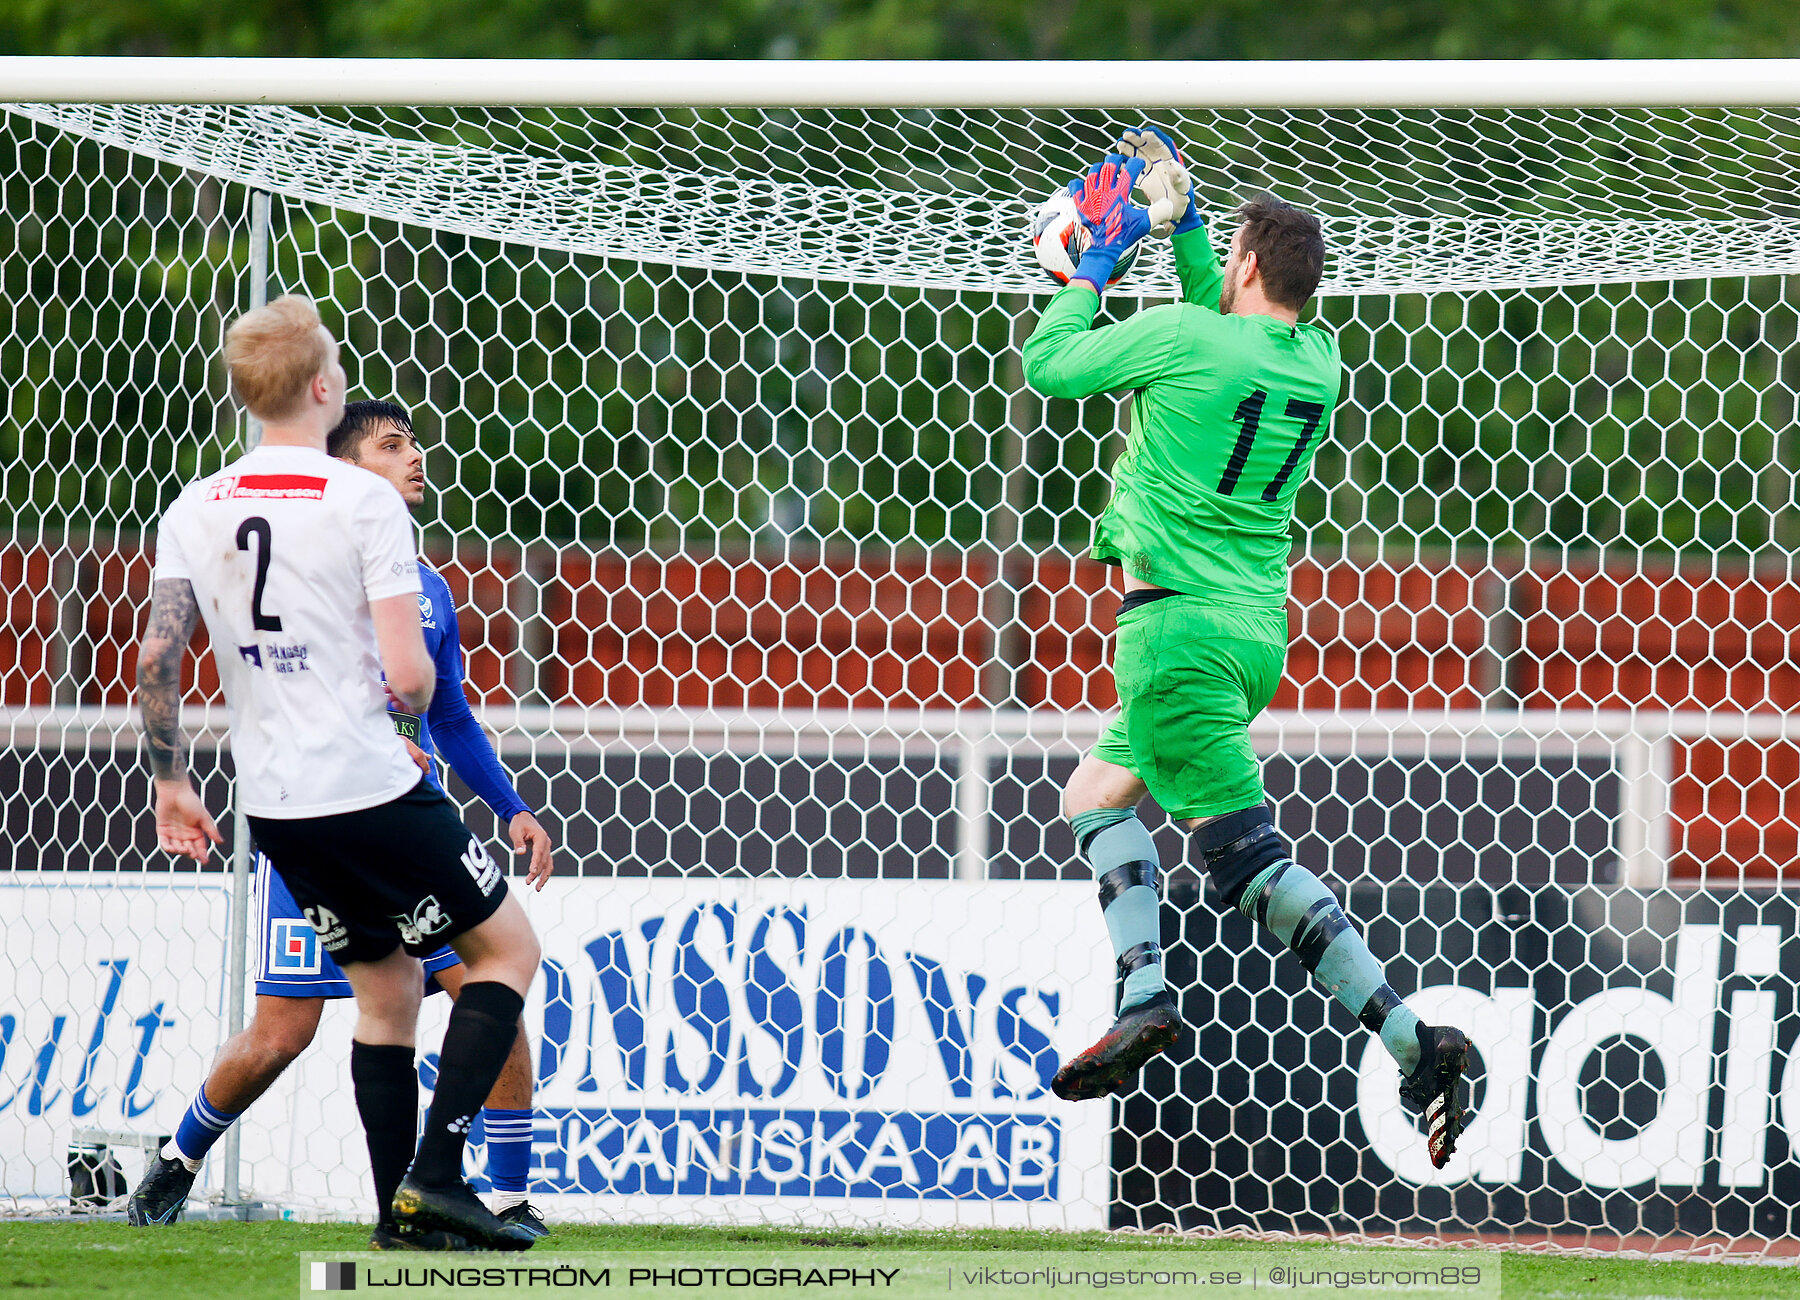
[[1023, 128, 1471, 1169]]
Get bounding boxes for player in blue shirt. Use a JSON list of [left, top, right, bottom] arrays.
[[129, 401, 556, 1242]]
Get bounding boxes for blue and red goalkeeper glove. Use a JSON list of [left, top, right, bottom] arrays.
[[1066, 153, 1151, 292], [1117, 126, 1203, 237]]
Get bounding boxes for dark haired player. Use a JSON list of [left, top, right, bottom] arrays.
[[1023, 131, 1472, 1168], [134, 295, 543, 1250], [129, 400, 554, 1241]]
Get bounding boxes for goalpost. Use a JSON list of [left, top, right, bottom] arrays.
[[4, 57, 1800, 1252]]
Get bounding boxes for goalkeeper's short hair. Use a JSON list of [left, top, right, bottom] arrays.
[[327, 399, 416, 460], [1235, 195, 1326, 310]]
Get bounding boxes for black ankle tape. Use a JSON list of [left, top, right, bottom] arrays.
[[1287, 895, 1351, 967], [1358, 985, 1405, 1034], [1246, 862, 1293, 924], [1117, 942, 1163, 978], [1196, 805, 1276, 862], [1097, 861, 1159, 908], [1195, 805, 1287, 912]]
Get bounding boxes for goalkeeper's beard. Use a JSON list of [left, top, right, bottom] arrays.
[[1218, 277, 1239, 315]]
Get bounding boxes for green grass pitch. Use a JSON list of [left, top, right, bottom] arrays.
[[0, 1221, 1789, 1299]]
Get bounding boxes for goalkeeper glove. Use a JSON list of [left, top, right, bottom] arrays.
[[1116, 126, 1202, 238], [1066, 153, 1151, 292]]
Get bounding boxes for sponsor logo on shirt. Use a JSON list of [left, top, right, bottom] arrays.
[[237, 642, 309, 673], [205, 474, 328, 501], [266, 642, 311, 674]]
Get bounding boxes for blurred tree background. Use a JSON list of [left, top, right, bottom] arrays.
[[3, 4, 1800, 567], [7, 0, 1800, 61]]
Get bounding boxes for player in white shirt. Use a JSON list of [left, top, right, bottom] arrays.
[[136, 295, 539, 1251], [128, 401, 554, 1241]]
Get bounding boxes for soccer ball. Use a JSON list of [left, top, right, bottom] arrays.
[[1030, 189, 1140, 288]]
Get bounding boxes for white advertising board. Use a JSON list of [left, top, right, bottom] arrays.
[[0, 876, 230, 1198], [5, 875, 1113, 1229]]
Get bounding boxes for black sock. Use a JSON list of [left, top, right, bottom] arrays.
[[350, 1041, 417, 1230], [410, 981, 523, 1188]]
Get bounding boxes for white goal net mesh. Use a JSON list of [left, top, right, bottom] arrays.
[[4, 89, 1800, 1252]]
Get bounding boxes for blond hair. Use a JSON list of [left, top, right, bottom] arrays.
[[223, 294, 331, 422]]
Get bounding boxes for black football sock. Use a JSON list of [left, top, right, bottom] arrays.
[[409, 981, 523, 1188], [350, 1041, 417, 1230]]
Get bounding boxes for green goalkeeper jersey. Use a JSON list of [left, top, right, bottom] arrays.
[[1021, 226, 1342, 613]]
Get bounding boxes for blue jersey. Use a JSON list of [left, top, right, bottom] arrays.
[[409, 561, 529, 823]]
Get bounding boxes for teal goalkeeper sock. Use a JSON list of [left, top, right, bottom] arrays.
[[1237, 860, 1423, 1073], [1071, 808, 1165, 1013]]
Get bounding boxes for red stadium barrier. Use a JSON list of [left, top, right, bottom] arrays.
[[550, 551, 994, 711], [13, 537, 1800, 881], [1512, 561, 1800, 882], [1514, 561, 1800, 713], [1012, 555, 1121, 710], [1672, 739, 1800, 882], [423, 541, 519, 707], [0, 541, 57, 706], [1283, 557, 1493, 712]]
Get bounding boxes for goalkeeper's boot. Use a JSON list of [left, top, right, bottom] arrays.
[[370, 1222, 474, 1252], [125, 1154, 197, 1226], [393, 1175, 535, 1251], [1398, 1024, 1473, 1170], [496, 1202, 550, 1239], [1051, 989, 1184, 1102]]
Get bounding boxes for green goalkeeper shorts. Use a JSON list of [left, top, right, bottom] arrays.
[[1091, 595, 1288, 821]]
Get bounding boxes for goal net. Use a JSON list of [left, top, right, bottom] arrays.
[[4, 62, 1800, 1252]]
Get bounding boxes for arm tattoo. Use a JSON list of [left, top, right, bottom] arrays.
[[138, 578, 200, 781]]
